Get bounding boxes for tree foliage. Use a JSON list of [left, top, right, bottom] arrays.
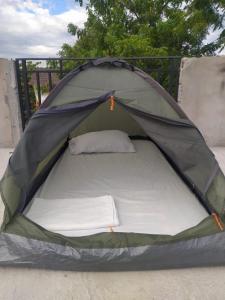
[[60, 0, 225, 58]]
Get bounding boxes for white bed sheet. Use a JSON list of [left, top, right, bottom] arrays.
[[25, 140, 208, 236]]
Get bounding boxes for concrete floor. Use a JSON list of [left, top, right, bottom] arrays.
[[1, 148, 225, 300]]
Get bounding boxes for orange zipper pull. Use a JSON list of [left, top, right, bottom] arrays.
[[212, 212, 224, 231], [109, 96, 115, 111]]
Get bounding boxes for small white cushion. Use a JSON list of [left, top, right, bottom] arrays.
[[25, 195, 119, 232], [69, 130, 135, 154]]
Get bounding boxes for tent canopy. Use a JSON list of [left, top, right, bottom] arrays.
[[1, 57, 225, 271]]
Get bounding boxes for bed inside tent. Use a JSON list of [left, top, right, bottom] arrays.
[[23, 71, 209, 237]]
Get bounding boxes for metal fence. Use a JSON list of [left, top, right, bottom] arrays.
[[15, 56, 182, 129]]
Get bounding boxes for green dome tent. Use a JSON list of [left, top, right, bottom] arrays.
[[1, 58, 225, 271]]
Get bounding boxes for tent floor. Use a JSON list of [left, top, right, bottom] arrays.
[[2, 147, 225, 299], [25, 140, 208, 236]]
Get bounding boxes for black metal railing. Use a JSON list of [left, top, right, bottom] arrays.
[[15, 56, 182, 129]]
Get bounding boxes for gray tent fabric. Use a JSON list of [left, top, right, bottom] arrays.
[[118, 101, 219, 211], [0, 57, 225, 271], [10, 93, 112, 213], [1, 231, 225, 271]]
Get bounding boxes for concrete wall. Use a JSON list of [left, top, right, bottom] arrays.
[[0, 59, 22, 147], [178, 56, 225, 147]]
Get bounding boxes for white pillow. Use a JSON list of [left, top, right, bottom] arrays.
[[69, 130, 135, 154]]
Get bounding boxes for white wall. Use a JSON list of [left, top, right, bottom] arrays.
[[178, 56, 225, 147], [0, 59, 22, 147]]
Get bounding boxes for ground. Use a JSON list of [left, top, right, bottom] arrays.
[[1, 148, 225, 300]]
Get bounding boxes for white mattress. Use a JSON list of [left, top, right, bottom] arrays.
[[25, 140, 208, 236]]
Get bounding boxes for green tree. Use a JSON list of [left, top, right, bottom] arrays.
[[60, 0, 225, 58]]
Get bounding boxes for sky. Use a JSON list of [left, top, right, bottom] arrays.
[[0, 0, 223, 59], [0, 0, 87, 58]]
